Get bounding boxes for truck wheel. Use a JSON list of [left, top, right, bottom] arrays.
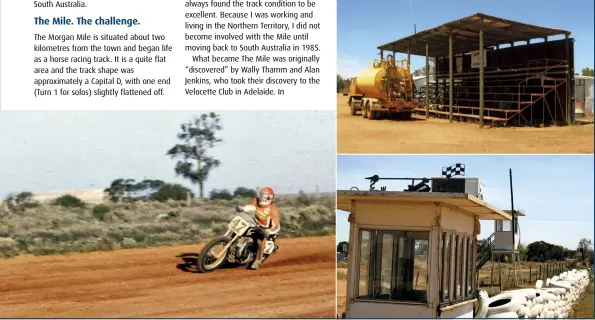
[[362, 101, 369, 119], [348, 97, 352, 107], [401, 112, 412, 120], [350, 103, 356, 116], [368, 108, 376, 120]]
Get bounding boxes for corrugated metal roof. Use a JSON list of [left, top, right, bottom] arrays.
[[378, 13, 571, 57]]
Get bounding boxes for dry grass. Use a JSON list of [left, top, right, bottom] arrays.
[[477, 260, 585, 296], [570, 281, 594, 318], [0, 194, 335, 258], [337, 94, 594, 154]]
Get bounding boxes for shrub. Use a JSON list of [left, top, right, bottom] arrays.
[[121, 238, 138, 249], [0, 238, 19, 258], [5, 191, 39, 213], [296, 190, 314, 206], [92, 204, 111, 221], [53, 195, 85, 208], [233, 187, 256, 199], [149, 184, 193, 202], [209, 189, 233, 200]]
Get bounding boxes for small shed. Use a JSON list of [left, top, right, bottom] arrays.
[[338, 190, 511, 318], [574, 75, 594, 117], [492, 210, 525, 253]]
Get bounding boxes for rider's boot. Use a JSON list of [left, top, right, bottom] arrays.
[[249, 240, 266, 270]]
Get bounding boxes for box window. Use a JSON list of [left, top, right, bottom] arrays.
[[356, 229, 429, 303]]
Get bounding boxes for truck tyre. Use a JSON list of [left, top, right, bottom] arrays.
[[348, 97, 352, 107], [368, 108, 376, 120], [401, 111, 412, 120], [476, 289, 489, 318], [362, 101, 369, 119], [486, 292, 524, 316], [350, 103, 356, 116]]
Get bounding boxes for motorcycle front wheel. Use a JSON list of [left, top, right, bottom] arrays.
[[197, 236, 231, 273]]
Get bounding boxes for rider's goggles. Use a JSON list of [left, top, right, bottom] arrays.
[[259, 193, 272, 201]]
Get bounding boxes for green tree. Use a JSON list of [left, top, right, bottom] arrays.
[[5, 191, 39, 212], [53, 194, 85, 208], [415, 240, 429, 256], [518, 242, 528, 261], [337, 241, 348, 253], [582, 68, 594, 77], [167, 113, 223, 199], [149, 184, 194, 202], [209, 189, 234, 200], [233, 187, 257, 198], [578, 238, 593, 261], [104, 178, 136, 202], [337, 75, 348, 93]]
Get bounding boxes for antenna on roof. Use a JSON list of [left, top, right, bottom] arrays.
[[414, 23, 417, 35], [509, 168, 516, 235]]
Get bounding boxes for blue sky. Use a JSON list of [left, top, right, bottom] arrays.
[[0, 111, 336, 197], [336, 155, 594, 250], [338, 0, 594, 78]]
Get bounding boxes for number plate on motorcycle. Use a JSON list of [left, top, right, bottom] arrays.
[[228, 216, 250, 235], [264, 240, 275, 254]]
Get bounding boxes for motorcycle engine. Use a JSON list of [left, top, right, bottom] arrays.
[[234, 238, 254, 263]]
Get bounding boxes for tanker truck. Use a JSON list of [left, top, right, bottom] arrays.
[[347, 55, 419, 120]]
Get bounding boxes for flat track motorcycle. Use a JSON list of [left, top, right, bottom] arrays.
[[196, 211, 278, 273]]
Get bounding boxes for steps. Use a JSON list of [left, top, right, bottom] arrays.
[[413, 59, 570, 125], [477, 233, 495, 271]]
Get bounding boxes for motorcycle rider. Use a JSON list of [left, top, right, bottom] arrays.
[[237, 187, 280, 270]]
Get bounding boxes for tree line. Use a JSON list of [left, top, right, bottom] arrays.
[[336, 238, 594, 264], [4, 112, 263, 209]]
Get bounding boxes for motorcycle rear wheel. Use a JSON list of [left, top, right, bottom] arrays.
[[197, 236, 231, 273]]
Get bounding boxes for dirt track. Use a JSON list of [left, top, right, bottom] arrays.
[[0, 236, 335, 318], [337, 94, 594, 154]]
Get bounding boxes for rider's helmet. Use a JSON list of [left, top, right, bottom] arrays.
[[258, 187, 275, 206]]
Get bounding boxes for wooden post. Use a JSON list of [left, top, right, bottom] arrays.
[[407, 42, 412, 100], [499, 256, 502, 292], [426, 43, 430, 119], [416, 270, 420, 287], [539, 265, 542, 280], [490, 259, 494, 290], [435, 58, 440, 108], [449, 32, 454, 123], [565, 34, 571, 125], [530, 265, 532, 282], [479, 29, 485, 128]]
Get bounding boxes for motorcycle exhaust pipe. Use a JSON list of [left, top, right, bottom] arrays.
[[215, 234, 241, 260]]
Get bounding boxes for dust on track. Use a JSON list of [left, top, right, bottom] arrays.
[[336, 94, 594, 154], [0, 236, 336, 318]]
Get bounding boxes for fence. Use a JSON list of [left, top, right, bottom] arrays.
[[478, 260, 586, 295]]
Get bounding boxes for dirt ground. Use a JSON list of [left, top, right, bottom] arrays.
[[337, 94, 594, 154], [337, 268, 347, 317], [0, 236, 336, 318]]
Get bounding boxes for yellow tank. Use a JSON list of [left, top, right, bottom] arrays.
[[351, 57, 414, 101]]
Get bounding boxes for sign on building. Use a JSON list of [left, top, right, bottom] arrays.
[[471, 49, 487, 68]]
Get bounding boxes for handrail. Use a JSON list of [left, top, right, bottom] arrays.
[[517, 60, 567, 111]]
